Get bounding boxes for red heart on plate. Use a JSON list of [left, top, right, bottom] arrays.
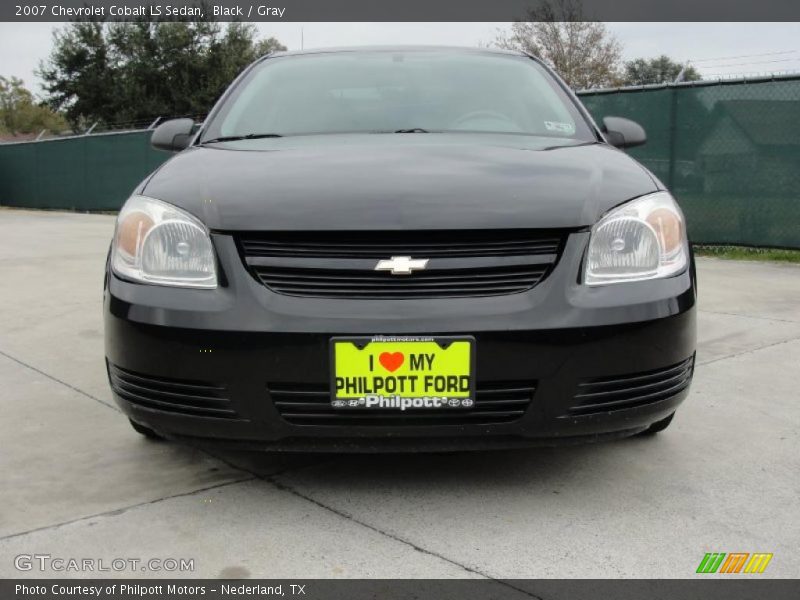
[[379, 352, 404, 372]]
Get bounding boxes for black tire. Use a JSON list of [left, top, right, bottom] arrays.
[[129, 418, 165, 441], [638, 412, 675, 436]]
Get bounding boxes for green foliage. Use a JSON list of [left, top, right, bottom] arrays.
[[494, 0, 623, 89], [623, 56, 702, 86], [38, 20, 286, 127], [694, 245, 800, 263], [0, 76, 68, 135]]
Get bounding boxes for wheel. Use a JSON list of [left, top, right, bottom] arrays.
[[129, 418, 165, 440], [637, 412, 675, 436]]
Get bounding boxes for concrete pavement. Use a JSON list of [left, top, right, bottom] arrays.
[[1, 208, 798, 578]]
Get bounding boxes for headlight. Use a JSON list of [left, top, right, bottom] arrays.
[[585, 191, 687, 286], [111, 195, 217, 288]]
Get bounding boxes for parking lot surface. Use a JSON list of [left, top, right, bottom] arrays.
[[1, 208, 798, 578]]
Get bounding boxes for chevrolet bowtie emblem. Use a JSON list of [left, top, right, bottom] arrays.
[[374, 256, 430, 275]]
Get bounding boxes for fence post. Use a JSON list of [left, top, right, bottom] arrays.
[[667, 85, 678, 190]]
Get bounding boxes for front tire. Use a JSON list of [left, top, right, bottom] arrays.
[[129, 418, 165, 441], [638, 412, 675, 436]]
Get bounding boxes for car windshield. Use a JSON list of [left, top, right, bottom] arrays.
[[201, 50, 596, 141]]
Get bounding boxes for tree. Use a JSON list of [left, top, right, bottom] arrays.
[[494, 0, 622, 89], [38, 20, 286, 128], [38, 22, 115, 130], [623, 56, 702, 86], [0, 76, 67, 136]]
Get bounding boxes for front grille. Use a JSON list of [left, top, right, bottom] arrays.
[[108, 364, 238, 419], [240, 230, 562, 258], [253, 265, 549, 299], [238, 230, 564, 299], [270, 381, 536, 426], [569, 357, 694, 416]]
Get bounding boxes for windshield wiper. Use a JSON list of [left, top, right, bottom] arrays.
[[201, 133, 283, 144], [394, 128, 430, 133]]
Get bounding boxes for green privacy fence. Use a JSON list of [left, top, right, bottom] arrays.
[[580, 75, 800, 248], [0, 130, 165, 211], [1, 75, 799, 247]]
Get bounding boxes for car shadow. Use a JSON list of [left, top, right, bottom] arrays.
[[203, 433, 664, 493]]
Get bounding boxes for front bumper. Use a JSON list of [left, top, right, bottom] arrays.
[[104, 231, 697, 451]]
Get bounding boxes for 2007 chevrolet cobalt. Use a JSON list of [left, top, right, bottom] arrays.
[[104, 47, 696, 451]]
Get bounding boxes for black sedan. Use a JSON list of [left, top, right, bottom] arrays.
[[104, 46, 696, 451]]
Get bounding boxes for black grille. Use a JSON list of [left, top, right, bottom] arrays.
[[240, 230, 562, 258], [108, 364, 238, 419], [270, 381, 536, 426], [569, 357, 694, 416], [238, 230, 564, 299], [253, 265, 549, 299]]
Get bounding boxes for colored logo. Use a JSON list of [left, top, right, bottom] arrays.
[[696, 552, 773, 574]]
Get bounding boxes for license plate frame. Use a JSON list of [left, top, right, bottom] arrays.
[[329, 335, 476, 411]]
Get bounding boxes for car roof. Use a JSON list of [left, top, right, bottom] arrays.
[[266, 45, 528, 59]]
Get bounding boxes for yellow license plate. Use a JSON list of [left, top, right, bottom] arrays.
[[330, 336, 475, 410]]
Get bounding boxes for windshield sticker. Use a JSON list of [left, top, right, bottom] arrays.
[[544, 121, 576, 135]]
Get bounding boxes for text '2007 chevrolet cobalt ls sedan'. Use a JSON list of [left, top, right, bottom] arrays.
[[104, 46, 696, 451]]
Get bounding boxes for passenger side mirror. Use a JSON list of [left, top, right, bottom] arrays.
[[151, 118, 195, 152], [601, 116, 647, 149]]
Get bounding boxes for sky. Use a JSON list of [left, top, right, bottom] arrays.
[[2, 22, 799, 95]]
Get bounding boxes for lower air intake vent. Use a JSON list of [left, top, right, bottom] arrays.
[[569, 356, 694, 415], [108, 363, 238, 419], [269, 381, 536, 426]]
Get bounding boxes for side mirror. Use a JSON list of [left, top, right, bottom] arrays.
[[601, 116, 647, 149], [151, 118, 195, 152]]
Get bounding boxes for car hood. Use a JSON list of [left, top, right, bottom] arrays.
[[141, 134, 659, 231]]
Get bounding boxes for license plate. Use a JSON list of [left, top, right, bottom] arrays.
[[330, 336, 475, 410]]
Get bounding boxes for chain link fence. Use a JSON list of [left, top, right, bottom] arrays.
[[1, 77, 799, 248], [580, 75, 800, 248], [0, 129, 166, 211]]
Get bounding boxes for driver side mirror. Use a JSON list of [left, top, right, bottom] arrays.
[[601, 116, 647, 149], [151, 118, 195, 152]]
